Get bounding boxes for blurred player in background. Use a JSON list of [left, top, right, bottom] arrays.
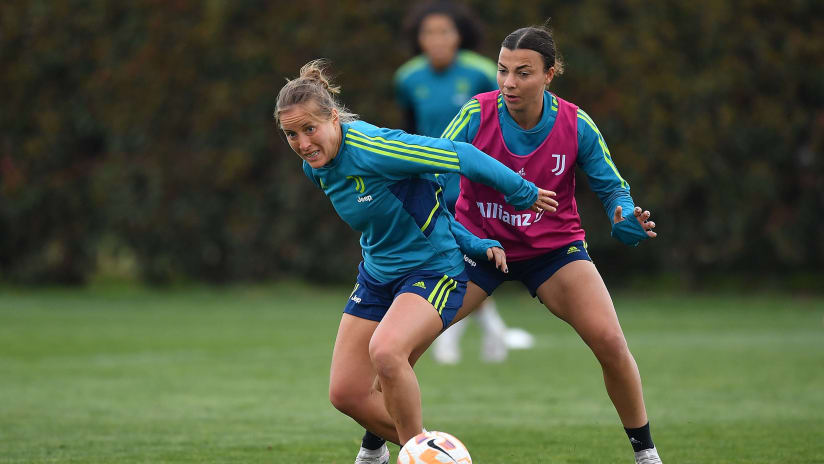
[[441, 23, 663, 464], [275, 59, 557, 464], [394, 0, 535, 367]]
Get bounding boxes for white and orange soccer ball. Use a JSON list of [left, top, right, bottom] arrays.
[[397, 430, 472, 464]]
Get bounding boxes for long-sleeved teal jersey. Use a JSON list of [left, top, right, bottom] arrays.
[[395, 50, 498, 138], [439, 91, 643, 244], [302, 120, 539, 282]]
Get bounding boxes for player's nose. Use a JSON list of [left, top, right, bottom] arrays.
[[503, 74, 516, 89], [297, 135, 312, 152]]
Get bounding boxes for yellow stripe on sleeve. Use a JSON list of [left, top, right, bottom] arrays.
[[345, 130, 461, 169], [348, 129, 458, 158], [444, 100, 479, 133], [446, 107, 480, 140], [577, 108, 596, 127], [442, 100, 480, 139], [577, 111, 627, 188], [345, 134, 458, 163], [345, 140, 461, 170], [441, 112, 463, 139]]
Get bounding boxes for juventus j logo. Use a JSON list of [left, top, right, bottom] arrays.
[[551, 154, 566, 176], [346, 175, 365, 193]]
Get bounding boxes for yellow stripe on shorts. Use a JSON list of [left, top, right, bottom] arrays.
[[431, 276, 455, 311], [427, 275, 449, 305], [437, 280, 458, 314]]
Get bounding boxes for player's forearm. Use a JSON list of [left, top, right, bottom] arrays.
[[444, 204, 502, 258], [453, 142, 538, 210]]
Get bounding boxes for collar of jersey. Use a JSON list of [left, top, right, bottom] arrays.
[[427, 56, 458, 76]]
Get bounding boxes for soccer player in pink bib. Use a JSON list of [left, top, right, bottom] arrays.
[[441, 24, 662, 464]]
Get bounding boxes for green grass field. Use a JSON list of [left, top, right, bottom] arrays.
[[1, 283, 822, 463]]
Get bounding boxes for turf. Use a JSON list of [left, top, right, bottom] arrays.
[[1, 283, 822, 463]]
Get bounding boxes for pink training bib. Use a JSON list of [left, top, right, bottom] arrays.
[[455, 90, 585, 261]]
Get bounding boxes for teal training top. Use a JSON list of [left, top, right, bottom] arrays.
[[395, 50, 498, 138], [439, 91, 637, 230], [302, 120, 538, 282]]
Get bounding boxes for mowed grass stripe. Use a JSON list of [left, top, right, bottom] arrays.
[[1, 285, 822, 463]]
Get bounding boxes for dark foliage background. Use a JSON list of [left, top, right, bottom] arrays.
[[1, 0, 822, 286]]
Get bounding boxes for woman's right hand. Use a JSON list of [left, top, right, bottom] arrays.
[[530, 188, 558, 214], [486, 246, 509, 274]]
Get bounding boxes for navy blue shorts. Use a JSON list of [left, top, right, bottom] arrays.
[[464, 240, 592, 297], [343, 262, 468, 329]]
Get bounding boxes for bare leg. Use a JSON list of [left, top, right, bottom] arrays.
[[369, 293, 444, 444], [409, 281, 489, 367], [535, 260, 648, 427], [329, 314, 400, 444], [451, 281, 489, 325], [355, 282, 490, 444]]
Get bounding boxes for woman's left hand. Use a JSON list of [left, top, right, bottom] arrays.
[[530, 188, 558, 213], [613, 205, 657, 238], [486, 246, 509, 273]]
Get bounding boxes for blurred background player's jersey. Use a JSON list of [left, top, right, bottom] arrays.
[[395, 50, 498, 139]]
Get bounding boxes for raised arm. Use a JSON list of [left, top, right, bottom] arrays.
[[452, 141, 556, 213], [348, 124, 556, 213]]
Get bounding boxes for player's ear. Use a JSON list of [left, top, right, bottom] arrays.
[[545, 67, 555, 87], [331, 108, 339, 124]]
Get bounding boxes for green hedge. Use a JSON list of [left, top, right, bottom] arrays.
[[1, 0, 822, 285]]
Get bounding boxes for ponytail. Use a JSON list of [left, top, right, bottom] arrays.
[[274, 59, 358, 125]]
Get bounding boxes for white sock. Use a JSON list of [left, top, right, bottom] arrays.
[[475, 299, 507, 336], [435, 316, 468, 348]]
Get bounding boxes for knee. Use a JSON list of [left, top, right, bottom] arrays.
[[329, 379, 365, 417], [369, 340, 406, 380], [590, 331, 632, 368]]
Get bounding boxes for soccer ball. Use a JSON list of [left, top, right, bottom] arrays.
[[397, 430, 472, 464]]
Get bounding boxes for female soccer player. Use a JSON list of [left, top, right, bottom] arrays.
[[394, 0, 533, 367], [275, 59, 557, 463], [439, 24, 663, 464], [394, 1, 496, 137]]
